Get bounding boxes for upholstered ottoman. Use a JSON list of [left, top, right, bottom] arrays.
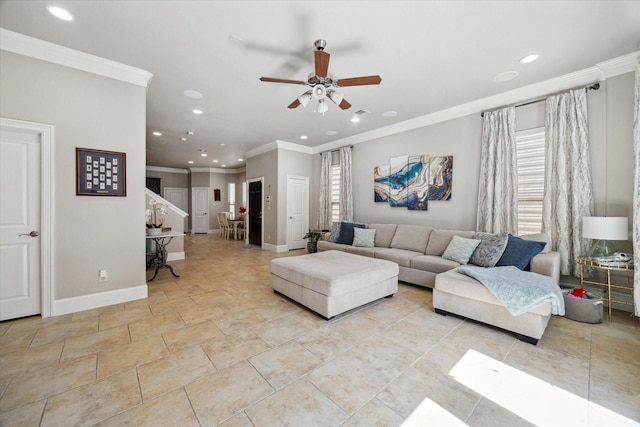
[[433, 269, 552, 344], [270, 250, 399, 319]]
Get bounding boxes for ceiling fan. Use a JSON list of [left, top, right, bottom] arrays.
[[259, 39, 382, 113]]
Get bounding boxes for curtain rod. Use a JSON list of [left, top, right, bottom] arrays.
[[319, 145, 354, 155], [480, 82, 600, 117]]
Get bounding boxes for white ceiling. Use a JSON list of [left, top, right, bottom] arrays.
[[1, 1, 639, 170]]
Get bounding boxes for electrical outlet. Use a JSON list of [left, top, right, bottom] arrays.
[[99, 269, 108, 283]]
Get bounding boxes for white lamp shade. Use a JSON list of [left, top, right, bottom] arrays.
[[582, 217, 628, 240], [316, 99, 328, 114], [298, 93, 311, 108], [312, 84, 326, 100]]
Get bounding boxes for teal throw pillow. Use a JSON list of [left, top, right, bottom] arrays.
[[442, 235, 481, 265], [353, 228, 376, 248]]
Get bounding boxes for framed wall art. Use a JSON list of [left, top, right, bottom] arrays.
[[76, 148, 126, 196]]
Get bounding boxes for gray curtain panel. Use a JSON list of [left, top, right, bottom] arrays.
[[318, 151, 332, 230], [476, 106, 518, 234], [339, 146, 354, 222], [634, 56, 640, 316], [543, 88, 594, 277]]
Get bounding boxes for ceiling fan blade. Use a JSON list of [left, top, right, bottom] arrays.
[[334, 75, 382, 87], [260, 77, 307, 85], [314, 51, 330, 78], [338, 98, 352, 110], [287, 99, 301, 109]]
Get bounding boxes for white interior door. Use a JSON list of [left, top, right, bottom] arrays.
[[287, 176, 309, 250], [192, 187, 209, 234], [164, 187, 188, 230], [0, 128, 41, 320]]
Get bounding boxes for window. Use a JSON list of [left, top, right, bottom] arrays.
[[515, 128, 545, 235], [331, 154, 340, 223], [228, 182, 236, 219], [241, 181, 247, 210]]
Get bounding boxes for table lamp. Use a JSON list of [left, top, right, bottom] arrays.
[[582, 216, 628, 257]]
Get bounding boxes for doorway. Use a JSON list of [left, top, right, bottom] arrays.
[[287, 176, 309, 250], [248, 180, 262, 246], [0, 118, 54, 320], [191, 187, 209, 234]]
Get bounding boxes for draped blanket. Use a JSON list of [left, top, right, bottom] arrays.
[[458, 266, 565, 316]]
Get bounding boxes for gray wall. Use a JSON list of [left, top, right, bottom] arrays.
[[1, 51, 147, 300], [308, 72, 635, 248], [277, 150, 313, 246], [145, 169, 189, 195], [246, 149, 278, 245]]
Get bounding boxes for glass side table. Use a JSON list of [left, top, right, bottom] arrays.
[[576, 256, 634, 321]]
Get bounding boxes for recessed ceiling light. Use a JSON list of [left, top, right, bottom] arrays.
[[152, 131, 162, 136], [350, 116, 360, 123], [180, 137, 187, 142], [520, 54, 540, 64], [221, 164, 227, 168], [325, 130, 337, 136], [493, 71, 519, 83], [237, 158, 244, 162], [300, 135, 308, 140], [201, 153, 207, 157], [188, 161, 194, 164], [382, 111, 398, 118], [220, 143, 225, 147], [213, 159, 219, 163], [192, 109, 203, 115], [187, 131, 195, 135], [184, 90, 203, 99], [47, 6, 73, 21]]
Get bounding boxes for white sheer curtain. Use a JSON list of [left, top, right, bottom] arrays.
[[633, 56, 640, 316], [339, 146, 353, 222], [317, 151, 332, 230], [476, 106, 518, 234], [543, 88, 594, 277]]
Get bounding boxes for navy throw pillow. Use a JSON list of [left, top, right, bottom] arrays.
[[496, 234, 546, 270], [336, 222, 366, 245]]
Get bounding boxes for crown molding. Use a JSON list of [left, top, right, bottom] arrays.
[[146, 166, 189, 174], [0, 29, 153, 88], [313, 50, 639, 154], [246, 139, 313, 159], [189, 167, 245, 174]]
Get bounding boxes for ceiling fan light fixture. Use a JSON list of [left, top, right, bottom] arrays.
[[316, 99, 329, 114], [312, 84, 326, 100], [328, 90, 344, 105], [298, 93, 312, 108]]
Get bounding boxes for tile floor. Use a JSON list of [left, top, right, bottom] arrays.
[[1, 234, 639, 426]]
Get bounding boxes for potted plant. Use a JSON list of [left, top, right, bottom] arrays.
[[146, 199, 167, 236], [303, 229, 323, 253]]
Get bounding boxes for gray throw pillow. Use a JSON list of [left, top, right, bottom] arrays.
[[328, 222, 341, 242], [470, 232, 509, 267]]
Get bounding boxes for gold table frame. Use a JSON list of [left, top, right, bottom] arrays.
[[576, 256, 634, 321]]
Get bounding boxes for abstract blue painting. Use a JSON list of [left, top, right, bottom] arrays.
[[374, 164, 390, 202], [388, 155, 408, 207], [407, 155, 430, 210], [428, 156, 453, 201]]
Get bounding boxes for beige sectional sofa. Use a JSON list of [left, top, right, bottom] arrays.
[[318, 223, 561, 344]]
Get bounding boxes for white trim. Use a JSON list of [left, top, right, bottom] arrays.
[[189, 167, 245, 174], [146, 166, 188, 174], [262, 243, 289, 253], [246, 140, 313, 159], [0, 29, 153, 88], [0, 117, 55, 318], [597, 51, 640, 79], [246, 141, 278, 158], [145, 188, 188, 217], [167, 252, 185, 262], [208, 229, 221, 235], [53, 285, 148, 316]]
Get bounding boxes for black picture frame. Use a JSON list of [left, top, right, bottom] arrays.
[[76, 148, 126, 196]]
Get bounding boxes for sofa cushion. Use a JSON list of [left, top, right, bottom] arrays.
[[317, 240, 348, 252], [470, 232, 509, 267], [345, 246, 377, 257], [353, 228, 376, 247], [425, 230, 476, 256], [368, 224, 397, 248], [336, 222, 366, 245], [390, 225, 433, 253], [496, 234, 546, 270], [375, 248, 422, 268], [410, 255, 461, 274], [519, 233, 551, 254], [442, 235, 481, 265]]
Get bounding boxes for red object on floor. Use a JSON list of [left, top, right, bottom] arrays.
[[570, 287, 588, 298]]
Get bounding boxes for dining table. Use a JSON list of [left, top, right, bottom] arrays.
[[227, 218, 245, 240]]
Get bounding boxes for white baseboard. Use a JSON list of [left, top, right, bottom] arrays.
[[167, 251, 185, 261], [53, 284, 148, 316], [263, 243, 289, 253], [207, 229, 220, 235]]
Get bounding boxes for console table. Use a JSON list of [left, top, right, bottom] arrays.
[[576, 256, 634, 321], [146, 232, 185, 281]]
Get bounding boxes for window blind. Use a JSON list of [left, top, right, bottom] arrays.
[[516, 128, 545, 235]]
